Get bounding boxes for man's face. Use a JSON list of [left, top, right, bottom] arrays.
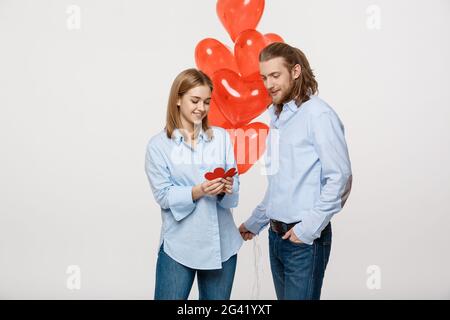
[[259, 57, 300, 105]]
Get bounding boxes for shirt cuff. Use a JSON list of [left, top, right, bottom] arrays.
[[244, 217, 268, 235], [168, 186, 196, 221], [292, 223, 315, 245], [217, 181, 239, 209]]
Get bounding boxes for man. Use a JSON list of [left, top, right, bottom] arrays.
[[239, 43, 352, 300]]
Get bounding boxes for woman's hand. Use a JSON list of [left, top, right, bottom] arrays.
[[203, 178, 226, 196], [192, 178, 225, 200], [222, 176, 234, 194]]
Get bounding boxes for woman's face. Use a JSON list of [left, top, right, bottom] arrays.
[[178, 85, 211, 127]]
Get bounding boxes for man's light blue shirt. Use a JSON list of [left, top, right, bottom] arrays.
[[145, 126, 243, 270], [244, 96, 353, 245]]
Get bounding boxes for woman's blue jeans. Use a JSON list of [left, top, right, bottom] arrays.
[[154, 243, 237, 300]]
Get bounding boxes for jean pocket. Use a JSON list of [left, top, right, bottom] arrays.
[[287, 239, 311, 247]]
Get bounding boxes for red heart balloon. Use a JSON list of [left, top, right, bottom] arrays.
[[204, 167, 226, 180], [264, 33, 284, 43], [212, 69, 271, 128], [234, 30, 284, 77], [227, 122, 269, 175], [207, 99, 234, 129], [195, 38, 239, 78], [216, 0, 265, 42]]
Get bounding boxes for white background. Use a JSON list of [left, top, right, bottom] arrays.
[[1, 0, 449, 299]]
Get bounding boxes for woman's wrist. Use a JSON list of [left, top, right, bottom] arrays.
[[192, 183, 205, 201]]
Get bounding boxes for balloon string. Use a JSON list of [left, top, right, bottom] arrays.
[[251, 235, 262, 299]]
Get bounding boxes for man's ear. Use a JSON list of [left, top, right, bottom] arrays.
[[292, 64, 301, 80]]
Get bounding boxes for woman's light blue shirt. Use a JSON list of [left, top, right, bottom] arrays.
[[145, 126, 243, 270]]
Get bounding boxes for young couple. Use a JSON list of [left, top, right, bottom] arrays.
[[145, 42, 352, 300]]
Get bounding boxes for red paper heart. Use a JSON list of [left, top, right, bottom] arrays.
[[204, 167, 237, 181], [195, 38, 239, 79], [227, 122, 269, 174], [216, 0, 265, 42], [212, 69, 271, 128], [235, 29, 284, 77], [224, 168, 237, 178], [204, 167, 226, 181]]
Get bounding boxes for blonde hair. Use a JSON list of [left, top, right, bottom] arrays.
[[165, 68, 213, 140]]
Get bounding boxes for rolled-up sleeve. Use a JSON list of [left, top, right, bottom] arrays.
[[218, 130, 239, 209], [293, 111, 353, 245], [145, 141, 196, 221]]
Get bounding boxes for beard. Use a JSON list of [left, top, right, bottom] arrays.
[[273, 78, 295, 107]]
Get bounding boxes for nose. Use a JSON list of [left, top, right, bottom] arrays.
[[197, 101, 205, 112], [265, 78, 273, 90]]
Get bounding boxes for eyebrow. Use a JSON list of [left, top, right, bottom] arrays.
[[190, 96, 211, 100], [261, 72, 281, 77]]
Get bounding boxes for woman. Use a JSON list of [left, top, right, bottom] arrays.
[[145, 68, 243, 300]]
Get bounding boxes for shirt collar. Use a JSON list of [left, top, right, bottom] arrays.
[[268, 99, 299, 121], [171, 127, 212, 145], [284, 99, 299, 113], [198, 128, 212, 143]]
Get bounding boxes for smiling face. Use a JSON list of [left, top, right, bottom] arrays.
[[177, 85, 211, 130], [259, 57, 301, 105]]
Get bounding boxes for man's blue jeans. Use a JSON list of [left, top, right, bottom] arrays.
[[154, 243, 237, 300], [268, 222, 332, 300]]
